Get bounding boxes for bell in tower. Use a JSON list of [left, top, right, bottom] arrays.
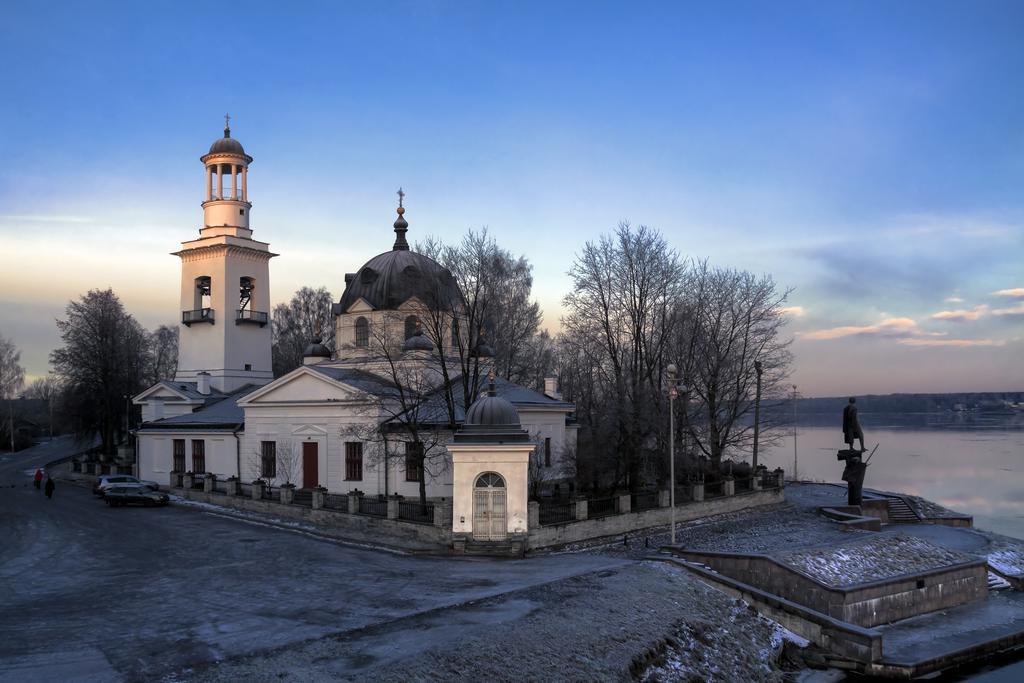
[[173, 118, 277, 393]]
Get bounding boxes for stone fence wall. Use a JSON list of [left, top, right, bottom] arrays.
[[169, 474, 453, 552], [527, 474, 786, 550], [665, 548, 987, 628]]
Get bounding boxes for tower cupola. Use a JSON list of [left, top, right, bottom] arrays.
[[199, 114, 254, 236]]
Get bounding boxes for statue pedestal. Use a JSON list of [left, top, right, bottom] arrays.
[[837, 449, 867, 506]]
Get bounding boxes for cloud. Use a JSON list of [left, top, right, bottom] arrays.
[[992, 303, 1024, 318], [898, 338, 1004, 348], [0, 214, 95, 224], [944, 295, 964, 303], [930, 305, 988, 322], [779, 305, 806, 317], [801, 317, 942, 341], [992, 288, 1024, 299]]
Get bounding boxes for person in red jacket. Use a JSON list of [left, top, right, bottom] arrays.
[[33, 469, 43, 490]]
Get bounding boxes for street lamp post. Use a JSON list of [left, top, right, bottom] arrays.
[[791, 384, 799, 482], [666, 363, 684, 545], [752, 360, 763, 469]]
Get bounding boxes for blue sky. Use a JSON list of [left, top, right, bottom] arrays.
[[1, 1, 1022, 395]]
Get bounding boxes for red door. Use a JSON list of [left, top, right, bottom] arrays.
[[302, 442, 318, 488]]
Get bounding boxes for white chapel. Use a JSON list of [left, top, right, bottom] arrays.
[[133, 124, 577, 526]]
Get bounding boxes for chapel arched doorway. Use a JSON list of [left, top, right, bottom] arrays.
[[473, 472, 506, 541]]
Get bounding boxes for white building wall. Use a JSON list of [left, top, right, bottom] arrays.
[[240, 403, 455, 498]]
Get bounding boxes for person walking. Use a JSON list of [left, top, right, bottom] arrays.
[[33, 468, 43, 490], [44, 476, 55, 500]]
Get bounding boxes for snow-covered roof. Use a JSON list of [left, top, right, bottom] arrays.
[[305, 366, 402, 397], [136, 385, 255, 431], [386, 376, 574, 427]]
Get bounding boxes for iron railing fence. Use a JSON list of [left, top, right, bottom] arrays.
[[398, 501, 434, 525], [358, 496, 388, 517], [324, 493, 347, 510], [672, 485, 693, 505], [704, 480, 725, 499], [265, 486, 281, 502], [588, 496, 619, 518], [631, 491, 660, 511], [538, 499, 576, 526], [292, 490, 314, 507], [213, 481, 228, 494], [181, 308, 214, 325], [191, 477, 205, 491], [238, 483, 253, 497], [236, 309, 269, 326], [734, 477, 753, 493]]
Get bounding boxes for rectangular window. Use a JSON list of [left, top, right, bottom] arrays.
[[345, 442, 363, 481], [405, 441, 423, 482], [191, 439, 206, 473], [261, 441, 277, 478], [172, 439, 186, 472], [544, 437, 552, 467]]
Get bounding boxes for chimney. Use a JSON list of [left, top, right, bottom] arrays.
[[196, 372, 211, 396], [544, 377, 561, 400]]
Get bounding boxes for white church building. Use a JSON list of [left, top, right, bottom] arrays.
[[134, 123, 577, 519]]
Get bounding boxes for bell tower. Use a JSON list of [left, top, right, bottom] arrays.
[[174, 117, 276, 393]]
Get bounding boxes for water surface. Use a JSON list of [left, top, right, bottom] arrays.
[[758, 413, 1024, 538]]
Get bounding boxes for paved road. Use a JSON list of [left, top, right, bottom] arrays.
[[0, 441, 627, 682]]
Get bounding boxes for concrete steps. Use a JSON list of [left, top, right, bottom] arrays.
[[988, 572, 1012, 591], [885, 497, 920, 523], [461, 540, 525, 558]]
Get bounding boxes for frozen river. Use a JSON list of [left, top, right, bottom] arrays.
[[759, 413, 1024, 539]]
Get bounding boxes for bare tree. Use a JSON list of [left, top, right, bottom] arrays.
[[674, 262, 793, 470], [419, 229, 543, 407], [23, 375, 65, 438], [0, 334, 25, 452], [50, 290, 151, 455], [149, 324, 179, 383], [272, 286, 335, 377], [248, 441, 302, 486], [338, 314, 451, 505], [562, 223, 686, 491]]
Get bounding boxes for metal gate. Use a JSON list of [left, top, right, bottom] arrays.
[[473, 473, 507, 541]]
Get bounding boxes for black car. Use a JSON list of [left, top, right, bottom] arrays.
[[104, 484, 170, 507]]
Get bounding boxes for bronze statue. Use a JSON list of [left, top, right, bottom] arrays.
[[842, 397, 866, 452], [837, 398, 874, 506]]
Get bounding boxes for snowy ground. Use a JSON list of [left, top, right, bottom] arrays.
[[182, 561, 791, 683], [777, 534, 974, 587]]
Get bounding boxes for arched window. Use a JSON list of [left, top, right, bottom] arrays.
[[404, 315, 419, 340], [239, 277, 254, 310], [475, 472, 505, 488], [194, 276, 212, 309], [355, 317, 369, 347]]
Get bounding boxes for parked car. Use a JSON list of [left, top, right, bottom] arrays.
[[104, 484, 170, 507], [93, 475, 159, 496]]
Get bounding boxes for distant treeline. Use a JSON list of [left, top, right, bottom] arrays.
[[764, 392, 1024, 416]]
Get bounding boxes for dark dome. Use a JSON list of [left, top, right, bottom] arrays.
[[338, 249, 463, 313], [209, 136, 245, 155], [208, 126, 246, 155], [465, 394, 520, 427], [456, 377, 530, 443], [402, 328, 435, 352], [303, 339, 331, 359]]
